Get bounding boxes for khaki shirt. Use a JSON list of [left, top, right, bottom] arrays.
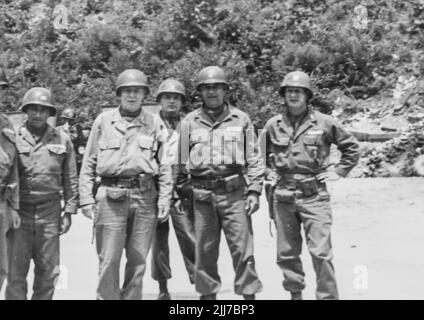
[[0, 114, 19, 210], [179, 104, 264, 195], [16, 123, 78, 213], [79, 107, 172, 207], [263, 108, 360, 177]]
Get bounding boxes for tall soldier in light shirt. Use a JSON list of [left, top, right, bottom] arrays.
[[79, 69, 173, 300]]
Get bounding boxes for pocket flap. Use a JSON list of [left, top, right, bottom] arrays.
[[106, 187, 128, 201], [138, 136, 154, 149], [272, 136, 290, 146], [107, 139, 121, 149], [46, 144, 67, 155], [191, 129, 209, 143], [275, 188, 295, 203], [223, 132, 242, 142], [193, 189, 212, 202], [17, 144, 31, 154], [303, 135, 323, 146], [98, 139, 121, 150]]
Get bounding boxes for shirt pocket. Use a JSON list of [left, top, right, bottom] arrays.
[[137, 135, 157, 162], [138, 136, 154, 150], [97, 139, 121, 165], [17, 144, 31, 154], [45, 144, 67, 173], [190, 129, 209, 146], [46, 144, 67, 155], [303, 134, 323, 164]]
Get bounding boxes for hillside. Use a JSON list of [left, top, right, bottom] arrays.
[[1, 0, 424, 176]]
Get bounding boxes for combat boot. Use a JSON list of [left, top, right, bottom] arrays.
[[157, 280, 171, 300], [290, 291, 303, 300], [243, 294, 255, 300]]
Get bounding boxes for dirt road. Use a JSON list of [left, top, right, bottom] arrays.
[[2, 178, 424, 300]]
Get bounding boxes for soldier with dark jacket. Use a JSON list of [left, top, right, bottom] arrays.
[[151, 79, 196, 300], [262, 71, 360, 300], [57, 108, 84, 174], [6, 87, 78, 300]]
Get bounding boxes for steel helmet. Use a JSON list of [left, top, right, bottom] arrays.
[[115, 69, 149, 96], [279, 71, 313, 98], [0, 67, 9, 88], [60, 107, 76, 120], [20, 87, 56, 116], [196, 66, 228, 91], [156, 79, 186, 102]]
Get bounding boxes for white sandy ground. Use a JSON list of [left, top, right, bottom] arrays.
[[2, 177, 424, 300]]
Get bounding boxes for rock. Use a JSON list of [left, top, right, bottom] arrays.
[[413, 155, 424, 176], [381, 126, 398, 132]]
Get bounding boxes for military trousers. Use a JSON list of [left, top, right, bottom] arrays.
[[273, 185, 339, 300], [6, 200, 61, 300], [151, 205, 196, 284], [94, 184, 158, 300], [0, 198, 12, 292], [192, 185, 262, 296]]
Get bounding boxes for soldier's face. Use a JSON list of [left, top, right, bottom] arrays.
[[199, 83, 226, 109], [284, 87, 308, 115], [159, 93, 183, 115], [121, 86, 146, 113], [26, 105, 50, 129]]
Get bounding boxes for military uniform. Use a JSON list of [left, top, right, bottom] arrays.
[[151, 116, 196, 286], [179, 104, 264, 296], [0, 114, 19, 292], [79, 107, 172, 300], [6, 124, 78, 300], [263, 107, 359, 299]]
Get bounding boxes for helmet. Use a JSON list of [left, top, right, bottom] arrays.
[[60, 108, 76, 120], [196, 66, 228, 91], [279, 71, 313, 98], [0, 67, 9, 88], [156, 79, 186, 102], [20, 87, 56, 116], [116, 69, 149, 96]]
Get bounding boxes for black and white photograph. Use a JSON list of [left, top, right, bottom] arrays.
[[1, 0, 424, 304]]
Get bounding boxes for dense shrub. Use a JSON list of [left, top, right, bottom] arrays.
[[0, 0, 422, 127]]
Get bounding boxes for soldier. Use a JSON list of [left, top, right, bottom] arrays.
[[0, 67, 21, 294], [6, 87, 78, 300], [151, 79, 196, 300], [57, 108, 84, 174], [178, 66, 264, 300], [79, 69, 172, 300], [262, 71, 360, 300]]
